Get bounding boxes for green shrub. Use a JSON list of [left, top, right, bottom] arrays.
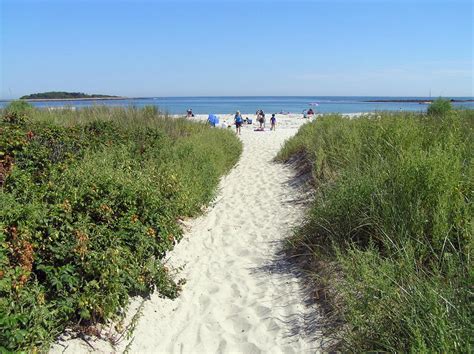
[[4, 100, 34, 115], [2, 100, 34, 124], [278, 110, 473, 352], [427, 98, 452, 116], [0, 107, 242, 351]]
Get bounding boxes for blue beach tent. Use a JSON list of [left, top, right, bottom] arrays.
[[208, 114, 219, 127]]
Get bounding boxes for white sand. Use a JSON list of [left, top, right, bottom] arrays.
[[51, 113, 324, 353]]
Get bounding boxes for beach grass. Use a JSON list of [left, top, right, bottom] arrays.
[[0, 104, 242, 351], [276, 109, 473, 352]]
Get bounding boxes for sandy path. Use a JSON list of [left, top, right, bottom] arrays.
[[52, 114, 321, 353]]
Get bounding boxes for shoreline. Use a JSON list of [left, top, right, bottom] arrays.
[[183, 112, 364, 121], [17, 97, 128, 102], [1, 96, 472, 104], [364, 99, 474, 103]]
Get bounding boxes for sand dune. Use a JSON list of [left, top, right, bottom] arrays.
[[52, 114, 322, 353]]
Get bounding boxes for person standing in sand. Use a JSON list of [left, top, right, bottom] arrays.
[[234, 111, 243, 135], [270, 114, 276, 131], [257, 109, 265, 129]]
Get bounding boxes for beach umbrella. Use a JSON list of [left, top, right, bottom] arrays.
[[207, 114, 215, 125], [208, 114, 219, 127]]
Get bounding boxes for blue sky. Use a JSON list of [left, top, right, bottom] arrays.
[[1, 0, 472, 98]]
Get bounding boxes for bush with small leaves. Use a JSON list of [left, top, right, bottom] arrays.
[[0, 106, 242, 351], [427, 98, 452, 116]]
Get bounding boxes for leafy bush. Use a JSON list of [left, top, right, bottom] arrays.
[[277, 110, 473, 352], [4, 100, 34, 114], [0, 107, 242, 351], [2, 100, 34, 124], [427, 98, 452, 116]]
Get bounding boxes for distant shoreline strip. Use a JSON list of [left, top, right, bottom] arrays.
[[18, 97, 128, 102], [364, 99, 474, 103]]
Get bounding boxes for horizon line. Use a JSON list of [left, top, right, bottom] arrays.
[[1, 94, 473, 101]]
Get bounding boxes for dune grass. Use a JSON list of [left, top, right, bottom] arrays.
[[0, 105, 242, 351], [276, 110, 473, 352]]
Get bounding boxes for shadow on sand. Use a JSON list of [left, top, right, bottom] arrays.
[[250, 160, 340, 351]]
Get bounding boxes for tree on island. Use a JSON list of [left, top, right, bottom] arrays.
[[20, 92, 119, 99]]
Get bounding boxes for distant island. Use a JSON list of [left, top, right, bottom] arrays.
[[363, 98, 474, 103], [20, 91, 124, 100]]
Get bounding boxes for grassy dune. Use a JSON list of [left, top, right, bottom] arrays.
[[277, 109, 473, 351], [0, 104, 242, 351]]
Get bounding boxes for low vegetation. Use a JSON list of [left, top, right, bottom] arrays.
[[277, 108, 472, 351], [427, 97, 453, 116], [0, 103, 242, 351]]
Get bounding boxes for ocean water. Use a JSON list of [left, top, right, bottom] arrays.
[[0, 96, 473, 115]]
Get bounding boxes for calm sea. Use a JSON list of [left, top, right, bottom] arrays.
[[1, 96, 473, 114]]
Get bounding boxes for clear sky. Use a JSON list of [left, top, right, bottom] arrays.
[[1, 0, 472, 98]]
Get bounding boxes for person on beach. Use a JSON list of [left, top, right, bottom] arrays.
[[257, 109, 265, 129], [270, 114, 276, 130], [234, 111, 243, 135], [186, 108, 194, 117]]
